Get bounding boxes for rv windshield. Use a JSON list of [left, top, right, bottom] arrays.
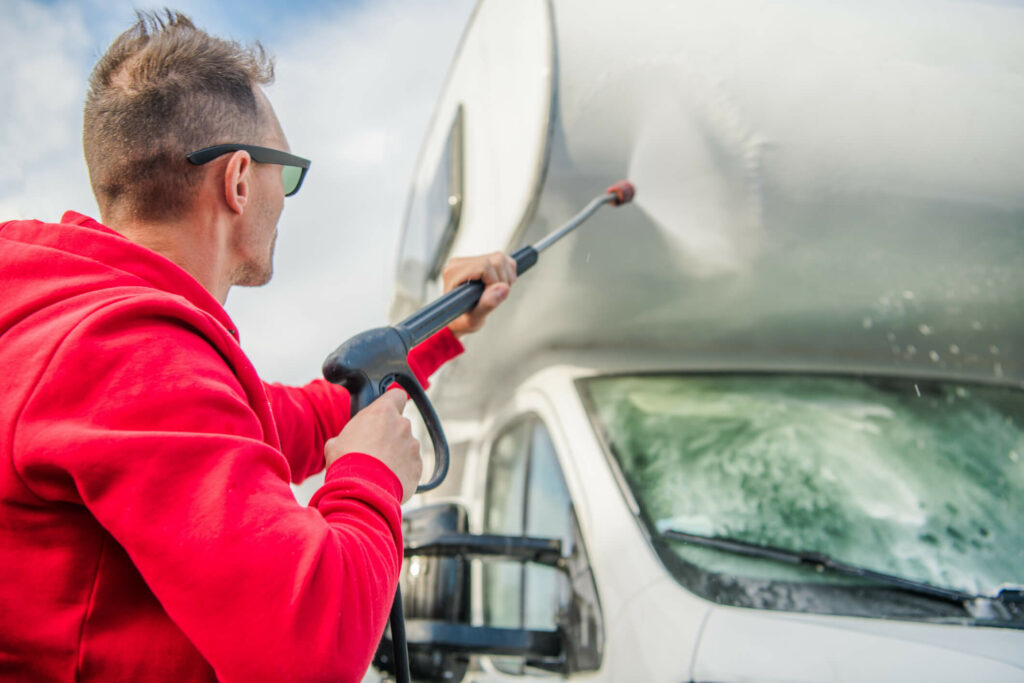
[[579, 374, 1024, 621]]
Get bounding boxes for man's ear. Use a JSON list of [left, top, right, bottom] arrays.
[[223, 150, 252, 215]]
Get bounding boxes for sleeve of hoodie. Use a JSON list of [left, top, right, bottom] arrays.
[[265, 327, 465, 483], [13, 304, 424, 682]]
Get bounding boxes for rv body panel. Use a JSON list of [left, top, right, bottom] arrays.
[[694, 603, 1024, 681], [391, 0, 1024, 679], [401, 0, 1023, 417]]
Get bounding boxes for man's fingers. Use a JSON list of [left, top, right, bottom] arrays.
[[442, 253, 518, 292], [381, 387, 409, 411], [493, 253, 516, 284], [327, 385, 421, 501], [480, 261, 500, 285], [504, 255, 518, 284], [476, 283, 510, 314]]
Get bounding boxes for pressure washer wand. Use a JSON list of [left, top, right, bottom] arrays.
[[323, 180, 635, 494], [396, 180, 636, 348]]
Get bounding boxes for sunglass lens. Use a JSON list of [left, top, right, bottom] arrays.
[[281, 165, 303, 196]]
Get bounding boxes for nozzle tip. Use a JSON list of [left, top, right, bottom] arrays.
[[606, 180, 636, 206]]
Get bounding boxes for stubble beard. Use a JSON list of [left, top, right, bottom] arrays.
[[233, 229, 276, 287]]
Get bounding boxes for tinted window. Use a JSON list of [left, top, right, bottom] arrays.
[[524, 424, 572, 630], [482, 416, 574, 675], [394, 106, 464, 311], [483, 418, 530, 628]]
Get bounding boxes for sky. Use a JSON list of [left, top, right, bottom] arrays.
[[0, 0, 476, 384]]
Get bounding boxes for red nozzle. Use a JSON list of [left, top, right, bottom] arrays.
[[606, 180, 635, 206]]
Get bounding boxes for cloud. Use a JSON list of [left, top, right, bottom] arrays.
[[0, 0, 475, 385], [0, 0, 99, 221]]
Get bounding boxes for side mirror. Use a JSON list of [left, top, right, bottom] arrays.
[[399, 500, 471, 625], [374, 502, 567, 682]]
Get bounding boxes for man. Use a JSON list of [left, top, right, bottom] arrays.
[[0, 11, 516, 682]]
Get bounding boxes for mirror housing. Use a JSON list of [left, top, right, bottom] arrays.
[[374, 502, 568, 681]]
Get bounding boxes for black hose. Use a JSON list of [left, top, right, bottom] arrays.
[[390, 585, 412, 683]]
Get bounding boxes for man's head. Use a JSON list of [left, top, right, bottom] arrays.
[[84, 10, 274, 223], [84, 10, 303, 293]]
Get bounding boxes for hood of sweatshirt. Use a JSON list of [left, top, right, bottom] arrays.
[[0, 211, 238, 341]]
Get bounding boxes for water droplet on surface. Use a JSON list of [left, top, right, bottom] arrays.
[[955, 387, 969, 398], [902, 290, 915, 300], [862, 317, 873, 329], [929, 350, 940, 362], [914, 384, 922, 397], [949, 344, 960, 355], [971, 321, 983, 331], [586, 252, 591, 263], [1011, 451, 1020, 463], [887, 332, 896, 342], [905, 345, 917, 358], [989, 345, 1000, 356], [919, 324, 933, 336], [994, 362, 1004, 379]]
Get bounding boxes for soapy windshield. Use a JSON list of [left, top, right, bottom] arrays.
[[579, 374, 1024, 605]]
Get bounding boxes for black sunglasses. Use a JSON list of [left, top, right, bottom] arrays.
[[186, 144, 311, 197]]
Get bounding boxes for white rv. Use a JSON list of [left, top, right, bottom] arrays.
[[382, 0, 1024, 680]]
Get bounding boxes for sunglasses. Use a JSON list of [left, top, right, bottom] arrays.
[[186, 144, 311, 197]]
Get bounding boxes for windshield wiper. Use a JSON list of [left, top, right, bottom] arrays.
[[662, 528, 977, 604]]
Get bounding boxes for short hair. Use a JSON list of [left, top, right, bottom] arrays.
[[83, 10, 275, 222]]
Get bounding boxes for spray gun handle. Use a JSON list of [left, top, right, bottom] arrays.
[[321, 249, 537, 493], [390, 372, 448, 491], [322, 326, 450, 493], [321, 247, 537, 492]]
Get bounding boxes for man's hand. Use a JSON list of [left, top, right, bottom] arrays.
[[442, 252, 517, 338], [324, 390, 422, 503]]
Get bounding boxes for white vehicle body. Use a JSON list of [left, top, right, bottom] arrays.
[[426, 359, 1024, 682], [385, 0, 1024, 680]]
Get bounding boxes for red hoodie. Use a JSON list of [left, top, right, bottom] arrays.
[[0, 212, 463, 681]]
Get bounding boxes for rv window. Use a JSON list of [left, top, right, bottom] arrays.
[[523, 421, 573, 631], [394, 105, 464, 309], [482, 415, 588, 674], [482, 418, 529, 630], [579, 374, 1024, 625]]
